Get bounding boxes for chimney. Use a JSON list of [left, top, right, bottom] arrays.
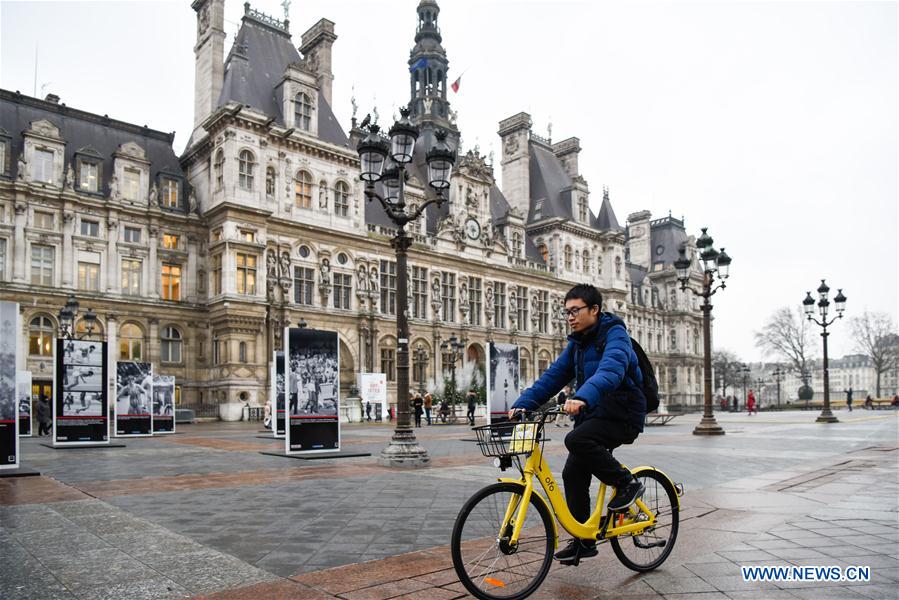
[[626, 210, 652, 269], [299, 19, 337, 106], [44, 93, 60, 104], [497, 112, 532, 218], [552, 137, 580, 178]]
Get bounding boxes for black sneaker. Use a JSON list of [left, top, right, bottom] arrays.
[[553, 538, 598, 561], [608, 477, 645, 512]]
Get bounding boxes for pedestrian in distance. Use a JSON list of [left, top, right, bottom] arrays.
[[413, 392, 424, 427], [747, 389, 756, 415], [36, 395, 52, 436], [732, 395, 738, 412], [365, 401, 372, 421], [864, 394, 873, 410], [845, 387, 853, 412], [466, 390, 477, 426], [891, 394, 898, 408], [423, 392, 433, 425]]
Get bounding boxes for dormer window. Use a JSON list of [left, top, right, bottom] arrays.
[[294, 93, 313, 131], [34, 149, 54, 184], [78, 161, 100, 192], [123, 168, 141, 201], [577, 196, 588, 222], [214, 150, 224, 191], [511, 232, 522, 258], [161, 177, 179, 208], [0, 131, 10, 177]]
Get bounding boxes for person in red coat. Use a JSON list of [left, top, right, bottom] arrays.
[[747, 389, 756, 415]]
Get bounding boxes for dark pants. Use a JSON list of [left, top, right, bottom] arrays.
[[425, 407, 431, 425], [38, 421, 52, 436], [562, 418, 638, 523], [414, 411, 422, 427], [467, 407, 475, 425]]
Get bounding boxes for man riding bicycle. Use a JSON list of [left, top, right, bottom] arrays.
[[510, 283, 647, 563]]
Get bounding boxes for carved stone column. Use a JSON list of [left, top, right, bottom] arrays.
[[62, 210, 75, 287], [106, 218, 119, 293], [12, 202, 26, 282], [186, 234, 199, 302], [148, 227, 159, 299]]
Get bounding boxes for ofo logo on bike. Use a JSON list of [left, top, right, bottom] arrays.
[[741, 565, 871, 582]]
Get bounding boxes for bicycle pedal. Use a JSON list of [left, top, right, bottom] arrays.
[[558, 557, 581, 566]]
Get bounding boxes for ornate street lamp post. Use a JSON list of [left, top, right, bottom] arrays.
[[740, 365, 750, 408], [356, 108, 456, 466], [802, 280, 846, 423], [57, 295, 98, 341], [440, 334, 466, 422], [413, 343, 429, 394], [674, 228, 732, 435], [772, 366, 785, 405]]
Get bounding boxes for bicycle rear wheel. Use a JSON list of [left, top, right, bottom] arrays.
[[451, 482, 556, 600], [610, 468, 679, 572]]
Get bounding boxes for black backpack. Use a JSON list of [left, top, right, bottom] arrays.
[[596, 335, 660, 414]]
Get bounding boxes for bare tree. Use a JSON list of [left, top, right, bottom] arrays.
[[754, 306, 816, 378], [850, 311, 899, 397], [712, 349, 742, 398]]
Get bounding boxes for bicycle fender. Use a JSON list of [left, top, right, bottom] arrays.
[[629, 466, 682, 510], [497, 478, 559, 549]]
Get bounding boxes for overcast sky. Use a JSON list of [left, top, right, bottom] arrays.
[[2, 0, 896, 364]]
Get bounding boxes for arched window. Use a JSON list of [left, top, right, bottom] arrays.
[[28, 316, 55, 356], [295, 170, 313, 209], [537, 243, 548, 264], [119, 323, 144, 360], [213, 150, 224, 191], [161, 326, 182, 363], [615, 255, 622, 277], [294, 93, 313, 131], [669, 329, 677, 351], [265, 166, 276, 197], [334, 181, 350, 217], [583, 250, 591, 274], [238, 341, 247, 363], [564, 245, 572, 270], [75, 317, 104, 341], [578, 196, 588, 222], [238, 150, 255, 191]]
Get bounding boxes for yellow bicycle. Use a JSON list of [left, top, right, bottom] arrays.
[[451, 407, 683, 600]]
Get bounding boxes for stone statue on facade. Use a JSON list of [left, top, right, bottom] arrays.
[[430, 276, 443, 316], [508, 294, 518, 329], [64, 164, 74, 189], [148, 183, 158, 207], [108, 173, 120, 199], [318, 184, 328, 209], [17, 156, 27, 181], [368, 267, 379, 296], [484, 283, 495, 320], [279, 251, 291, 284], [188, 188, 198, 213], [356, 264, 369, 294]]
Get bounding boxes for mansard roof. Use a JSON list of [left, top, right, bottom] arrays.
[[0, 89, 184, 186], [218, 13, 348, 147], [527, 140, 622, 232], [648, 216, 689, 267]]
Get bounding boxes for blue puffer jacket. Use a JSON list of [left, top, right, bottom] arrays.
[[513, 313, 646, 432]]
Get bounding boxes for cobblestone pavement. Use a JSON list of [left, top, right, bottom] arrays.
[[1, 410, 896, 599]]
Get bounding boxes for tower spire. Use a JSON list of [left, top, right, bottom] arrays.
[[408, 0, 453, 130]]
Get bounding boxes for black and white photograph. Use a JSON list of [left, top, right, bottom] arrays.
[[152, 375, 176, 434], [286, 327, 340, 453], [115, 361, 153, 437], [488, 342, 521, 420], [62, 391, 103, 417], [116, 362, 152, 415], [0, 300, 17, 467], [62, 365, 103, 392], [274, 351, 285, 437], [62, 340, 103, 366], [54, 339, 109, 445], [17, 371, 32, 436]]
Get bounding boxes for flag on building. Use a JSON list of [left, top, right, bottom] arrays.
[[451, 75, 461, 93], [409, 57, 428, 72]]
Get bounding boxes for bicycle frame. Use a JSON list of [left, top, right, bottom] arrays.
[[498, 441, 675, 546]]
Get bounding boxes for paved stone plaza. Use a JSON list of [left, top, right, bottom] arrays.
[[1, 410, 897, 599]]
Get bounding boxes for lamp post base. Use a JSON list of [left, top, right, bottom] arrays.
[[377, 435, 431, 467], [815, 411, 839, 423], [693, 416, 726, 436]]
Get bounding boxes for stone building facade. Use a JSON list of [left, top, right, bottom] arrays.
[[0, 0, 705, 412]]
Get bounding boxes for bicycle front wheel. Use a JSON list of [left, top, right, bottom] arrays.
[[451, 482, 556, 600], [610, 468, 679, 572]]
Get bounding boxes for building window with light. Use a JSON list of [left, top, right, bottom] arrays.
[[236, 253, 257, 295], [119, 323, 144, 360], [161, 326, 182, 363], [161, 178, 179, 208], [78, 160, 101, 193], [162, 233, 179, 249], [77, 260, 100, 291], [380, 347, 396, 382], [211, 254, 222, 295], [334, 181, 350, 217], [380, 260, 397, 316], [161, 263, 181, 301], [29, 316, 55, 356], [295, 92, 313, 131], [295, 170, 313, 208], [122, 259, 141, 296], [30, 245, 54, 286], [238, 150, 255, 191], [516, 285, 529, 332]]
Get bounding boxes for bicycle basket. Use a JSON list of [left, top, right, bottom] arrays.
[[473, 421, 541, 458]]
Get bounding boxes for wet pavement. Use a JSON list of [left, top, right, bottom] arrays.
[[1, 410, 896, 599]]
